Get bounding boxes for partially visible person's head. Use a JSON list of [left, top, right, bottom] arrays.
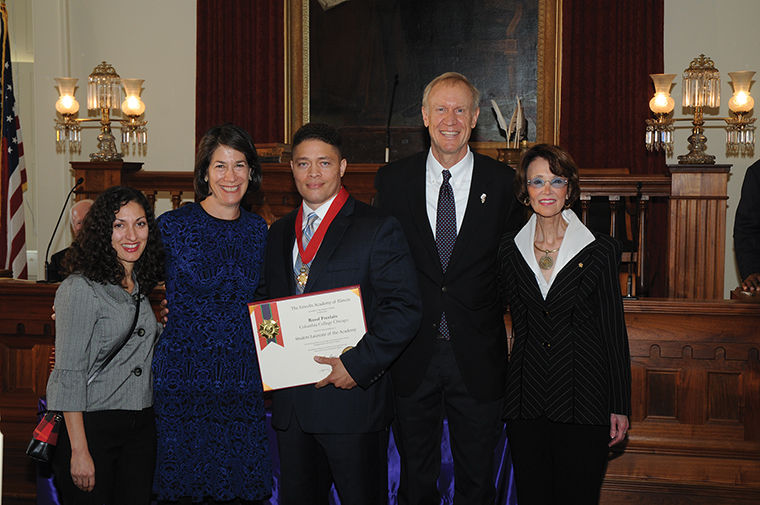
[[290, 123, 346, 210], [66, 186, 164, 294], [421, 72, 481, 168], [70, 199, 93, 235], [515, 144, 581, 212], [194, 123, 262, 203]]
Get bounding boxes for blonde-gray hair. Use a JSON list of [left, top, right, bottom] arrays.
[[421, 72, 480, 112]]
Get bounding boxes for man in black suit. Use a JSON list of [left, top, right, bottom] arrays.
[[374, 72, 522, 504], [257, 123, 421, 505], [734, 159, 760, 292]]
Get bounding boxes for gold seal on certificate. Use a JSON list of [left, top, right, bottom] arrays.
[[258, 319, 280, 344], [248, 286, 367, 391]]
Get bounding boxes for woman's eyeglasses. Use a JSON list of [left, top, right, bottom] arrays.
[[526, 177, 569, 189]]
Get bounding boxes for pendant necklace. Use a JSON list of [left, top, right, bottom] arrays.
[[534, 243, 559, 270]]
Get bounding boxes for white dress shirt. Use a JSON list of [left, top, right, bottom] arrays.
[[425, 147, 474, 237], [514, 209, 596, 299]]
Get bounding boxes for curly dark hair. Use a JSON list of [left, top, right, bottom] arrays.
[[194, 123, 262, 199], [515, 144, 581, 208], [63, 186, 165, 294]]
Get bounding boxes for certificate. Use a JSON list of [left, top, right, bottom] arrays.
[[248, 286, 367, 391]]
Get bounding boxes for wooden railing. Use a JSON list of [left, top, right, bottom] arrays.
[[577, 171, 671, 297]]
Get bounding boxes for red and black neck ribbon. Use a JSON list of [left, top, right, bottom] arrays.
[[295, 187, 349, 265]]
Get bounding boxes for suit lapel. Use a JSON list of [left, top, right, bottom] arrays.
[[280, 211, 298, 294], [447, 155, 492, 270], [406, 155, 439, 269], [545, 241, 595, 303], [303, 197, 354, 292]]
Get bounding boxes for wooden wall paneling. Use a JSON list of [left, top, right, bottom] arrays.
[[3, 285, 760, 503], [0, 281, 58, 503], [69, 161, 141, 202], [606, 298, 760, 503], [645, 368, 678, 419], [667, 164, 729, 299]]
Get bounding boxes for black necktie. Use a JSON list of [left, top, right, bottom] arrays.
[[436, 169, 456, 339]]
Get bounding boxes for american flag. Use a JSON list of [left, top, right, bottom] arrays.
[[0, 4, 27, 279]]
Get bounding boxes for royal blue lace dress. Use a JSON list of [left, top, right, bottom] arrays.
[[153, 203, 272, 502]]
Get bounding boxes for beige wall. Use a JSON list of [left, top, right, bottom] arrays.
[[665, 0, 760, 297], [9, 0, 195, 280]]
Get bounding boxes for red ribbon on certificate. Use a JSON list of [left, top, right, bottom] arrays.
[[252, 302, 285, 349]]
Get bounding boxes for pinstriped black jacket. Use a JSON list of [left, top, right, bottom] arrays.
[[498, 231, 632, 425]]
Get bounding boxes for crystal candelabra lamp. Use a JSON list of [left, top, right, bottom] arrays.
[[54, 61, 148, 161], [644, 54, 755, 163]]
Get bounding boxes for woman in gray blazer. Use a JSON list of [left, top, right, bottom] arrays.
[[497, 145, 631, 505], [46, 186, 164, 505]]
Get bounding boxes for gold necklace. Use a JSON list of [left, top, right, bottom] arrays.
[[534, 243, 559, 270]]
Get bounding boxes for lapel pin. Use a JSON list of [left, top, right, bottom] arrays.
[[578, 262, 583, 268], [480, 193, 487, 204]]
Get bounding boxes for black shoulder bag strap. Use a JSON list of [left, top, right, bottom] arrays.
[[86, 293, 141, 386]]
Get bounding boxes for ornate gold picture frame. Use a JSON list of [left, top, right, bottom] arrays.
[[284, 0, 561, 147]]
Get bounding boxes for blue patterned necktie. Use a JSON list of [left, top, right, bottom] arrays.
[[294, 211, 318, 294], [436, 169, 456, 339]]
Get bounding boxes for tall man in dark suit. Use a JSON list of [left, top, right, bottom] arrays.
[[734, 159, 760, 292], [375, 72, 522, 504], [257, 123, 422, 505]]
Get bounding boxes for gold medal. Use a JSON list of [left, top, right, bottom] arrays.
[[258, 319, 280, 344], [296, 266, 309, 288], [534, 243, 559, 271]]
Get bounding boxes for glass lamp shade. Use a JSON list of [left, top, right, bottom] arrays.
[[121, 79, 146, 116], [728, 71, 755, 113], [121, 96, 146, 116], [649, 74, 676, 114], [55, 95, 80, 115], [121, 79, 144, 97], [55, 77, 77, 97], [54, 78, 80, 114]]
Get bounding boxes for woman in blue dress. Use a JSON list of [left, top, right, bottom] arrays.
[[152, 124, 272, 504]]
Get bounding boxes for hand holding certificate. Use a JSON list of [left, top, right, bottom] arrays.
[[249, 286, 367, 391]]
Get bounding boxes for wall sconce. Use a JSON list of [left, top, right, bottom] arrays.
[[644, 54, 755, 163], [54, 61, 148, 161]]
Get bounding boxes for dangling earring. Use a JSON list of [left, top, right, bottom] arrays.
[[204, 175, 208, 182], [564, 196, 571, 209], [523, 197, 530, 206]]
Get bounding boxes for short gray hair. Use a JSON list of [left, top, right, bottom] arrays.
[[70, 199, 94, 222]]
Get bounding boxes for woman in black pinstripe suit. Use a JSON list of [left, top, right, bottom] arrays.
[[497, 144, 631, 505]]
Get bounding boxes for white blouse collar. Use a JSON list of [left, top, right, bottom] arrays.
[[514, 209, 595, 299]]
